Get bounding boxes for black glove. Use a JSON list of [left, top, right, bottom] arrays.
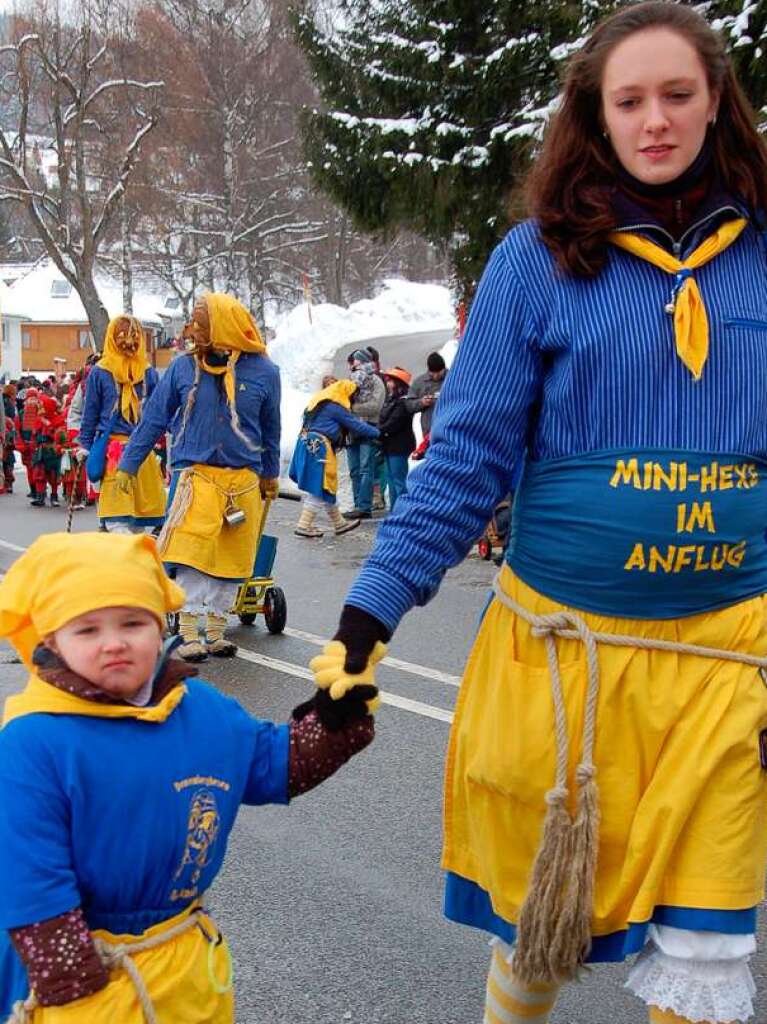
[[291, 685, 379, 732], [332, 604, 391, 673], [292, 606, 391, 730]]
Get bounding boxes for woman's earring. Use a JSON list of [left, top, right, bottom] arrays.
[[710, 114, 717, 126]]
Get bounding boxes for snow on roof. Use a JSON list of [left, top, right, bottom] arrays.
[[0, 280, 27, 319], [2, 261, 165, 327]]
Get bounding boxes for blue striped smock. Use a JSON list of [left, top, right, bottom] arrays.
[[346, 216, 767, 631]]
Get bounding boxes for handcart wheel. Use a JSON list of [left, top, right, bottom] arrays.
[[477, 537, 492, 561], [263, 586, 287, 634], [238, 613, 257, 626]]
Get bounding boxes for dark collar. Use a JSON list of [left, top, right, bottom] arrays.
[[31, 645, 196, 705]]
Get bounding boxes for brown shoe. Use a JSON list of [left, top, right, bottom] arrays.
[[177, 640, 208, 662], [207, 639, 238, 658]]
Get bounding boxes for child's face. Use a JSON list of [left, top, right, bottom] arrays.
[[49, 607, 163, 698]]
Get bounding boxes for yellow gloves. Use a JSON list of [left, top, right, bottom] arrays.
[[259, 477, 280, 500], [310, 639, 387, 712], [114, 470, 135, 495]]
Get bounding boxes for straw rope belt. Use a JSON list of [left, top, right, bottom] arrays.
[[490, 574, 767, 985], [156, 466, 261, 555], [9, 909, 209, 1024]]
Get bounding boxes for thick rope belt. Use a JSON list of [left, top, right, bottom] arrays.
[[490, 574, 767, 985], [9, 909, 207, 1024]]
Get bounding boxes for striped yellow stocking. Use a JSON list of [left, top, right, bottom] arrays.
[[649, 1008, 727, 1023], [484, 944, 560, 1023]]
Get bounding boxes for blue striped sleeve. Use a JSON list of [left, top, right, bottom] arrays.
[[345, 240, 542, 632]]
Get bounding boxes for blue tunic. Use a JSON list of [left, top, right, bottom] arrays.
[[289, 401, 379, 502], [0, 680, 289, 1016], [119, 353, 281, 479], [79, 365, 159, 447]]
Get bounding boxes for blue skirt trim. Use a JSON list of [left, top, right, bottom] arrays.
[[443, 871, 757, 962]]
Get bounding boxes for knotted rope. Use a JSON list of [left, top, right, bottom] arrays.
[[491, 574, 767, 985], [156, 467, 260, 554], [9, 909, 211, 1024]]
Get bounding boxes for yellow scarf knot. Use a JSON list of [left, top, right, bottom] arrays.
[[609, 217, 748, 381]]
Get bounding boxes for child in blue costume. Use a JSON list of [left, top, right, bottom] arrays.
[[289, 378, 379, 538], [0, 532, 376, 1022], [303, 5, 767, 1024]]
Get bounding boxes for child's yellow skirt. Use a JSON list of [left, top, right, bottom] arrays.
[[25, 906, 233, 1023], [443, 565, 767, 939], [97, 435, 165, 525]]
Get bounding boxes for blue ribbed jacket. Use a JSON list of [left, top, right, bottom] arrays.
[[347, 208, 767, 632]]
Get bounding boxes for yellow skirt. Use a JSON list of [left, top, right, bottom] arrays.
[[98, 435, 165, 525], [443, 565, 767, 937], [27, 906, 233, 1023], [159, 464, 262, 580]]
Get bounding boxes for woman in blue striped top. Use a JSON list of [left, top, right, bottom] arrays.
[[305, 4, 767, 1023]]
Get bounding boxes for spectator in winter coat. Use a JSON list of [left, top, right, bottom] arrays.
[[289, 379, 379, 538], [405, 351, 447, 437], [378, 368, 415, 513], [344, 350, 385, 520]]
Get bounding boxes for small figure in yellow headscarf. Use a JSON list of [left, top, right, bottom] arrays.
[[117, 294, 281, 662], [0, 531, 376, 1022], [79, 316, 166, 533], [288, 376, 379, 538]]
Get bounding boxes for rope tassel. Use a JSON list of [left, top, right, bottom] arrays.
[[510, 611, 601, 985]]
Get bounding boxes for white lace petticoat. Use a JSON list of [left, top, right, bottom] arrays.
[[626, 941, 756, 1022]]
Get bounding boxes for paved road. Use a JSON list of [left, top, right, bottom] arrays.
[[0, 491, 765, 1023], [332, 328, 454, 380]]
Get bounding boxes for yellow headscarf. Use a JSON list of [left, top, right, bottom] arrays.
[[201, 293, 266, 407], [305, 379, 357, 413], [0, 532, 185, 669], [97, 315, 151, 423]]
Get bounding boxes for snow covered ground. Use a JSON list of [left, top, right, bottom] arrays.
[[270, 278, 457, 489]]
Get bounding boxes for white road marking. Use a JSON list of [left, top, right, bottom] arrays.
[[235, 646, 454, 724], [282, 626, 461, 688], [0, 534, 456, 723], [0, 538, 27, 554]]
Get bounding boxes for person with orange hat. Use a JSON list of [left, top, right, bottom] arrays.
[[378, 367, 415, 513], [0, 531, 377, 1022]]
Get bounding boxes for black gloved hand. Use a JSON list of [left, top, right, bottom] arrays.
[[332, 604, 391, 673], [292, 605, 391, 731], [291, 685, 379, 732]]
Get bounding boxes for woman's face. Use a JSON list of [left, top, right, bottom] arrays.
[[601, 28, 718, 185]]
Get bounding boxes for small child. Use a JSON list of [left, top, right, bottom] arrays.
[[0, 533, 377, 1022]]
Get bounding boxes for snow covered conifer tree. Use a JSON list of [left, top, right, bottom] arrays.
[[294, 0, 767, 299], [293, 0, 580, 298]]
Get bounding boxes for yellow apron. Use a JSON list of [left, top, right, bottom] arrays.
[[159, 465, 262, 580], [23, 905, 233, 1023], [97, 435, 165, 523], [443, 565, 767, 937]]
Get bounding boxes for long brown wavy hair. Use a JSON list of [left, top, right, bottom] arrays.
[[526, 1, 767, 277]]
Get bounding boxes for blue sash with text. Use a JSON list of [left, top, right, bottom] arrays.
[[506, 449, 767, 618]]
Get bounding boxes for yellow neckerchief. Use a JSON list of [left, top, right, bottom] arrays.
[[201, 349, 241, 406], [305, 379, 356, 413], [97, 316, 150, 423], [2, 674, 186, 726], [609, 218, 748, 380]]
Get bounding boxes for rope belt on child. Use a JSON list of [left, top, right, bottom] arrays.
[[9, 906, 233, 1024], [490, 574, 767, 985]]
